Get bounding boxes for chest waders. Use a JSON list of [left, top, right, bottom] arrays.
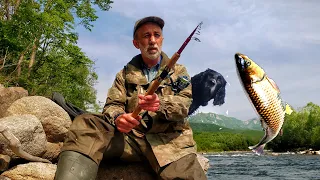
[[54, 65, 132, 180]]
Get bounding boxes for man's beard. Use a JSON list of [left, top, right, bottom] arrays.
[[142, 44, 162, 60]]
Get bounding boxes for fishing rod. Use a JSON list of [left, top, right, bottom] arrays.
[[131, 21, 203, 118]]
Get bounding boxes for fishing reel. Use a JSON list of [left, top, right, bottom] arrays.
[[164, 73, 191, 94]]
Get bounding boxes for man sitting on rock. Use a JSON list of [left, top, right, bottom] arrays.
[[54, 16, 207, 180]]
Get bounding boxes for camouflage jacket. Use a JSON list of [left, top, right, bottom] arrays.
[[102, 51, 197, 167]]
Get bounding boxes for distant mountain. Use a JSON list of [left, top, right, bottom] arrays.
[[188, 112, 262, 131], [242, 117, 262, 130], [189, 122, 232, 133]]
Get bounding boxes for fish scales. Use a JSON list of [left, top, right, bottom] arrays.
[[245, 79, 284, 132]]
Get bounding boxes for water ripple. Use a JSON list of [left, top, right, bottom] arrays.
[[204, 153, 320, 180]]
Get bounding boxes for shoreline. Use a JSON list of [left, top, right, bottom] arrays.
[[199, 150, 252, 154], [198, 149, 320, 156]]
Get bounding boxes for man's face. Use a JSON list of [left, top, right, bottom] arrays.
[[133, 22, 163, 61]]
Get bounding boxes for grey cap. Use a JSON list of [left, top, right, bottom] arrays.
[[133, 16, 165, 37]]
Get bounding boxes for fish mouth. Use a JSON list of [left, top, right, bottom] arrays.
[[235, 53, 247, 70]]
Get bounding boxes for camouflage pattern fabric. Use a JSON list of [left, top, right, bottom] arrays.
[[103, 51, 197, 167]]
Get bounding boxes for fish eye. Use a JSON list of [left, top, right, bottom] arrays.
[[245, 61, 251, 67]]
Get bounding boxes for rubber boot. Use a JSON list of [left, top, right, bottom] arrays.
[[54, 151, 99, 180]]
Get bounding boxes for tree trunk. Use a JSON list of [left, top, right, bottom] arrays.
[[4, 0, 11, 20], [15, 43, 31, 77], [14, 0, 20, 12], [28, 37, 38, 77], [17, 52, 25, 77], [0, 48, 8, 71], [15, 0, 20, 8]]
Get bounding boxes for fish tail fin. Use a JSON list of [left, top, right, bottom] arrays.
[[249, 144, 266, 155], [285, 103, 293, 115]]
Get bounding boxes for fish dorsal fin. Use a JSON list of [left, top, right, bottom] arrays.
[[285, 103, 293, 115], [281, 101, 293, 115], [266, 76, 280, 92]]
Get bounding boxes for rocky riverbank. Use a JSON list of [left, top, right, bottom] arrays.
[[0, 84, 209, 179]]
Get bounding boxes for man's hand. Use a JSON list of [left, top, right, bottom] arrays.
[[138, 93, 160, 112], [115, 113, 141, 133]]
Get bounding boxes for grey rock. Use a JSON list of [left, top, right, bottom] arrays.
[[5, 96, 72, 143], [41, 142, 63, 163], [0, 115, 47, 158], [0, 86, 28, 118], [1, 162, 56, 180], [0, 154, 10, 171]]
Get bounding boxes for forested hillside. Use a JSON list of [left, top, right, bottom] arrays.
[[191, 102, 320, 153]]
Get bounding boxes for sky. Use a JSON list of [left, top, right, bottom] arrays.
[[75, 0, 320, 120]]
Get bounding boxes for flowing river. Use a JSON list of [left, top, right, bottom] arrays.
[[204, 152, 320, 180]]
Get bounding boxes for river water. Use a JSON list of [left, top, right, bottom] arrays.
[[204, 152, 320, 180]]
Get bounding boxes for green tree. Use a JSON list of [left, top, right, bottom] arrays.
[[268, 102, 320, 152], [0, 0, 113, 110], [311, 126, 320, 149]]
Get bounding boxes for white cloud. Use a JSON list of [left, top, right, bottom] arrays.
[[76, 0, 320, 120]]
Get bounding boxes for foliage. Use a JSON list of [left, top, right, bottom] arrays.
[[268, 102, 320, 152], [190, 122, 264, 152], [0, 0, 113, 110], [191, 102, 320, 152], [193, 131, 263, 152]]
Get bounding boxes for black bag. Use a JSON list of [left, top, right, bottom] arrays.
[[51, 92, 87, 120]]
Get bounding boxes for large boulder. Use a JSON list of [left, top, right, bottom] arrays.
[[0, 86, 28, 118], [0, 115, 47, 158], [0, 155, 10, 172], [41, 142, 63, 163], [5, 96, 72, 143], [1, 162, 56, 180], [0, 175, 10, 180]]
